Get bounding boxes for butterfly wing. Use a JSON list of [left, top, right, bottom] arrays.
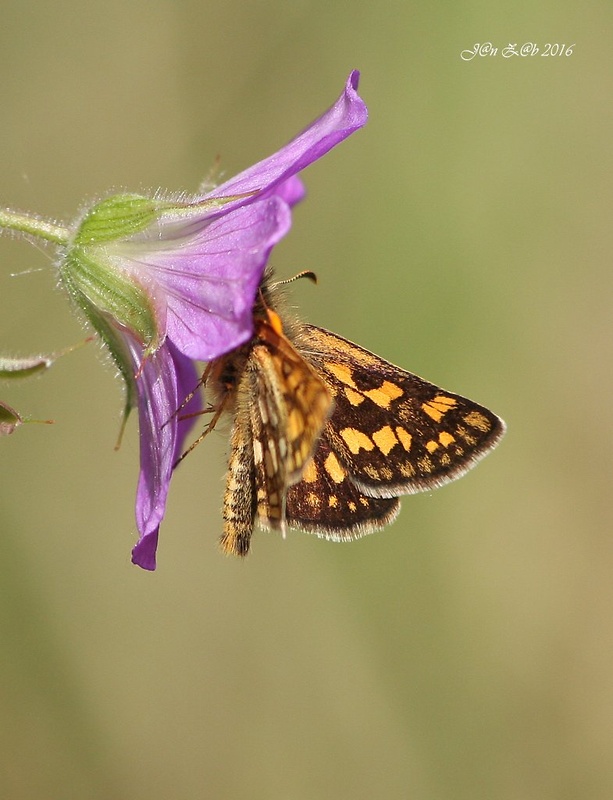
[[285, 433, 400, 539], [249, 323, 333, 532], [296, 324, 506, 499], [217, 313, 504, 554]]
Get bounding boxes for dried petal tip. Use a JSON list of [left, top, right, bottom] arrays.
[[0, 401, 54, 435], [0, 401, 22, 435]]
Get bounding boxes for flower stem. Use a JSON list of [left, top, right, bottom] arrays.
[[0, 208, 70, 246]]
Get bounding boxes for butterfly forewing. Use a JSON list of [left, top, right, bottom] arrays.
[[296, 324, 506, 498], [248, 319, 333, 532]]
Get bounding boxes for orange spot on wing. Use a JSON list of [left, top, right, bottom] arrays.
[[340, 427, 374, 454]]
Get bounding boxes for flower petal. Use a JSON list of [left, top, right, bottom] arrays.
[[274, 176, 306, 207], [130, 338, 201, 570], [129, 196, 291, 361], [208, 71, 367, 207]]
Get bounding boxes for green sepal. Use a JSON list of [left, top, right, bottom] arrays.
[[61, 277, 138, 430], [87, 311, 138, 439], [74, 194, 160, 245], [61, 245, 159, 352]]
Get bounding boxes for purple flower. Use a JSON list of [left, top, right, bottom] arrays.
[[59, 70, 368, 569], [129, 338, 202, 570]]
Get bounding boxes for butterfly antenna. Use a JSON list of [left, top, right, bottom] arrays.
[[272, 270, 318, 288]]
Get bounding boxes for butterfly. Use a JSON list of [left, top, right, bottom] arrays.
[[189, 269, 506, 556]]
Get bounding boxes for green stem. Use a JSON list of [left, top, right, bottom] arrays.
[[0, 208, 70, 246]]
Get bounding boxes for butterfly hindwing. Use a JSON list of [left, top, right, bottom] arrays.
[[285, 432, 400, 539]]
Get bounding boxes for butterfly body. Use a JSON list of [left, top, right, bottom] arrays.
[[205, 272, 505, 556]]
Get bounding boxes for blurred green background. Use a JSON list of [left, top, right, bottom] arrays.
[[1, 2, 612, 798]]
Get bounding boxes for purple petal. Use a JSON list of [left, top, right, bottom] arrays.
[[130, 338, 201, 570], [128, 195, 291, 362], [274, 176, 306, 207], [118, 72, 365, 367], [171, 341, 205, 464], [206, 70, 367, 211]]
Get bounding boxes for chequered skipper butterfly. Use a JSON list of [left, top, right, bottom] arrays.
[[188, 269, 506, 556]]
